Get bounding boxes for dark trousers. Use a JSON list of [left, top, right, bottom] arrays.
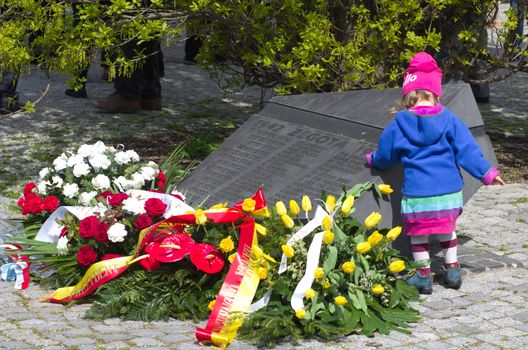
[[184, 36, 202, 61], [0, 71, 19, 113], [114, 40, 162, 100]]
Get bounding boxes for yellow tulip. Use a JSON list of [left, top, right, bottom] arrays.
[[364, 212, 382, 229], [281, 214, 295, 229], [326, 195, 336, 212], [386, 226, 402, 241], [322, 278, 331, 289], [341, 195, 355, 216], [289, 199, 300, 216], [356, 241, 372, 254], [195, 208, 208, 225], [219, 236, 235, 253], [367, 231, 383, 246], [301, 195, 312, 212], [281, 244, 295, 258], [295, 308, 306, 319], [379, 184, 394, 195], [255, 223, 267, 236], [321, 216, 332, 231], [322, 230, 334, 244], [334, 296, 348, 305], [372, 284, 385, 295], [228, 253, 236, 264], [208, 299, 216, 311], [389, 260, 406, 273], [305, 289, 316, 299], [341, 261, 356, 273], [259, 267, 269, 280], [242, 198, 256, 213], [275, 201, 287, 216], [314, 267, 324, 279]]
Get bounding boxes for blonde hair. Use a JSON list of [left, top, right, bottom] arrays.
[[401, 89, 440, 109]]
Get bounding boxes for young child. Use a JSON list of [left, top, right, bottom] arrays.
[[366, 52, 504, 294]]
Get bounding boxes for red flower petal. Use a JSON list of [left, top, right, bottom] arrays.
[[233, 188, 267, 212], [147, 233, 195, 263], [189, 243, 225, 274]]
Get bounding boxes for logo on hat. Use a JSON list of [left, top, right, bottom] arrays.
[[403, 73, 417, 86]]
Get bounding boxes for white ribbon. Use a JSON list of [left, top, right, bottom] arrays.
[[249, 206, 328, 313], [35, 190, 193, 244]]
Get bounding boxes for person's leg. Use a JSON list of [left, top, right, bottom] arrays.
[[406, 235, 433, 294], [0, 71, 20, 114], [184, 35, 202, 64], [138, 40, 162, 110], [437, 232, 462, 289]]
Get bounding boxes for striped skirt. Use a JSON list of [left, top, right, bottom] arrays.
[[401, 191, 463, 236]]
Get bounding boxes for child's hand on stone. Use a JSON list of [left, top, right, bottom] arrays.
[[493, 175, 505, 186]]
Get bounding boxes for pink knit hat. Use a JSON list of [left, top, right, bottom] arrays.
[[402, 52, 443, 98]]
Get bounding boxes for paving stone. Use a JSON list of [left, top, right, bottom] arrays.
[[131, 337, 161, 347], [61, 337, 97, 347], [104, 341, 131, 350]]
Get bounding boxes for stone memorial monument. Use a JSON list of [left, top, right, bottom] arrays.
[[179, 83, 497, 255]]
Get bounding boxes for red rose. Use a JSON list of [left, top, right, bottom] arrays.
[[23, 195, 44, 215], [43, 196, 60, 212], [101, 253, 122, 261], [144, 198, 167, 217], [156, 180, 165, 191], [77, 245, 98, 267], [157, 171, 166, 182], [23, 182, 37, 196], [95, 221, 109, 242], [17, 197, 25, 207], [107, 192, 128, 207], [79, 216, 101, 239], [156, 172, 166, 191], [133, 214, 153, 230]]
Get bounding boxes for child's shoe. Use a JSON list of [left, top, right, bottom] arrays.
[[443, 265, 462, 289], [405, 271, 433, 294]]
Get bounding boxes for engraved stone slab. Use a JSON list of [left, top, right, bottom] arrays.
[[180, 83, 497, 256]]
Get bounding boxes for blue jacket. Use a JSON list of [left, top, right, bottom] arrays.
[[370, 107, 493, 197]]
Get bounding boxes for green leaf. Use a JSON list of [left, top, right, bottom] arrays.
[[355, 289, 368, 315], [333, 224, 346, 243], [349, 291, 361, 310], [323, 246, 337, 273], [396, 279, 420, 301]]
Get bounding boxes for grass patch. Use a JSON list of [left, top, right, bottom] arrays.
[[183, 136, 222, 159], [511, 197, 528, 205]]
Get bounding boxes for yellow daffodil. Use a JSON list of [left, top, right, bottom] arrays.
[[321, 216, 332, 231], [295, 308, 306, 319], [379, 184, 394, 195], [314, 267, 324, 279], [194, 208, 208, 225], [326, 195, 336, 212], [367, 231, 383, 246], [341, 261, 356, 273], [386, 226, 402, 241], [305, 289, 316, 299], [281, 214, 295, 228], [275, 201, 287, 216], [289, 199, 300, 216], [219, 236, 235, 253], [322, 230, 334, 244], [341, 195, 355, 216], [281, 244, 295, 258], [208, 299, 216, 311], [389, 260, 406, 273], [255, 223, 267, 236], [322, 278, 331, 289], [209, 202, 228, 211], [334, 296, 348, 305], [242, 198, 256, 213], [356, 241, 372, 254], [372, 284, 385, 295], [364, 212, 382, 229], [253, 245, 277, 263], [228, 253, 236, 264], [302, 195, 312, 212], [259, 267, 269, 280]]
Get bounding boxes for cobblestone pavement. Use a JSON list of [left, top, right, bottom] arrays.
[[1, 23, 528, 350]]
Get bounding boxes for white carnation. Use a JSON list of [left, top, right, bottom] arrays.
[[37, 181, 50, 195], [125, 150, 140, 162], [91, 174, 111, 190], [67, 154, 85, 167], [122, 197, 146, 215], [128, 173, 145, 189], [39, 167, 51, 179], [63, 183, 79, 198], [57, 236, 69, 254], [140, 166, 157, 181], [89, 154, 111, 171], [107, 223, 128, 243], [79, 191, 97, 206], [113, 176, 129, 191], [51, 175, 64, 188], [53, 154, 68, 171], [114, 151, 131, 165], [73, 162, 91, 177], [77, 144, 95, 157]]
